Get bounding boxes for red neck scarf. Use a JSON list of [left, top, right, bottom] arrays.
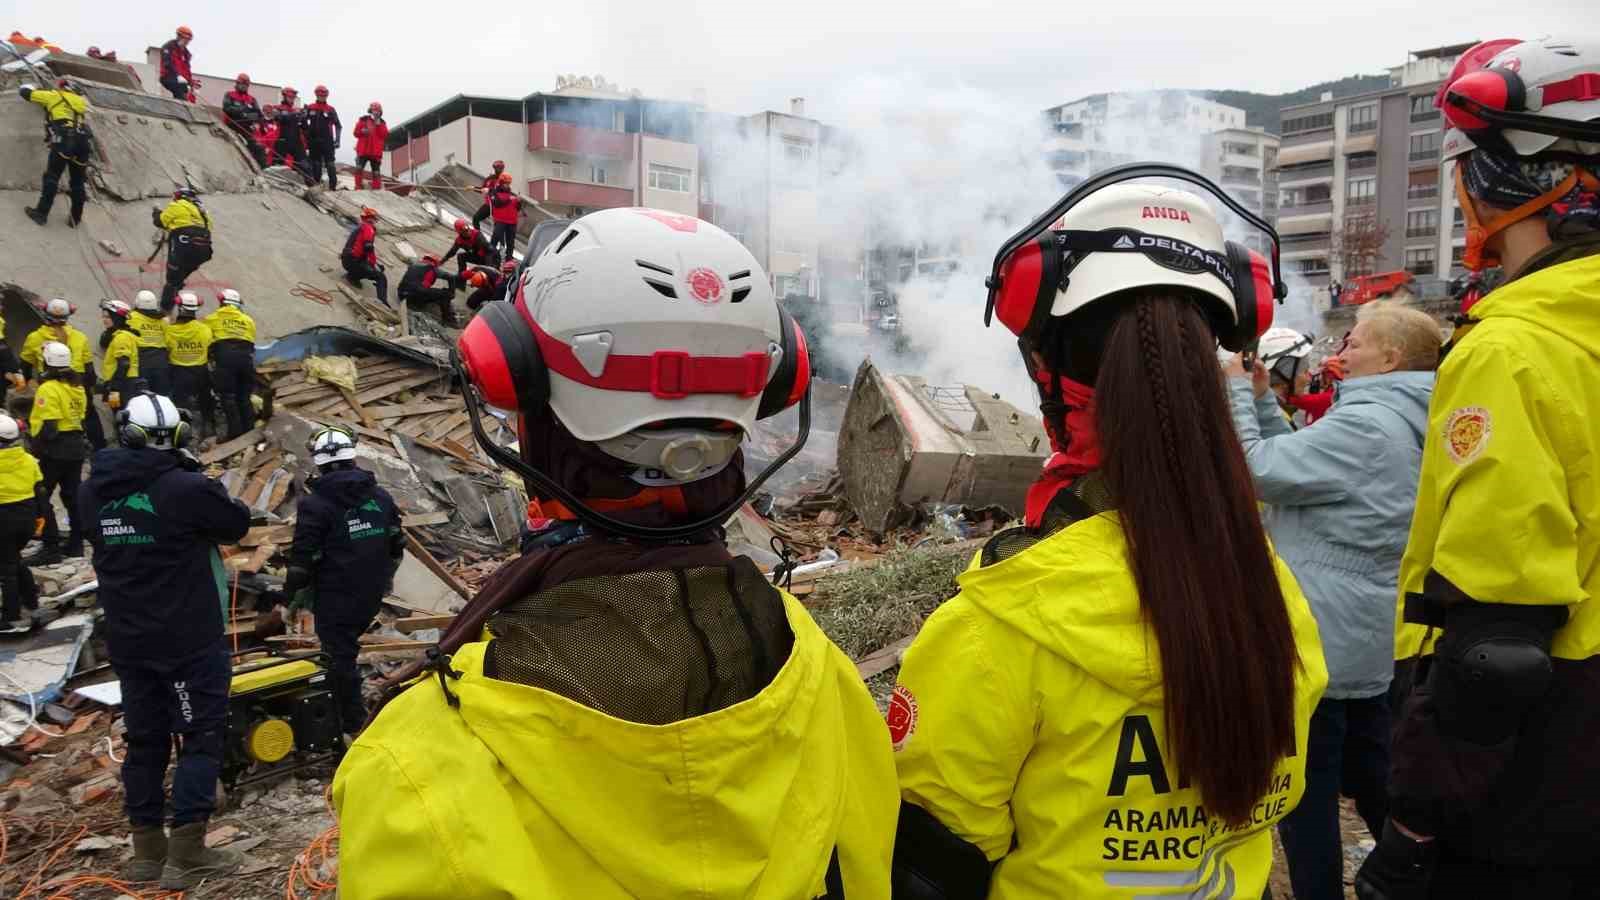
[[1025, 372, 1101, 528]]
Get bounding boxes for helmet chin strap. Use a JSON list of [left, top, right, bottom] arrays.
[[452, 350, 811, 543]]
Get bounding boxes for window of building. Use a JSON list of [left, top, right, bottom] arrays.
[[1409, 131, 1441, 161], [1347, 151, 1378, 171], [1453, 206, 1465, 227], [1410, 94, 1440, 121], [783, 138, 813, 164], [648, 163, 692, 193], [1305, 183, 1332, 204], [1406, 248, 1436, 275], [1406, 209, 1439, 238], [1282, 111, 1334, 134], [1346, 176, 1376, 206], [1349, 104, 1378, 133], [1408, 169, 1439, 201], [1296, 257, 1329, 275], [1280, 187, 1300, 208], [551, 159, 570, 180], [1451, 245, 1465, 265], [591, 165, 608, 185]]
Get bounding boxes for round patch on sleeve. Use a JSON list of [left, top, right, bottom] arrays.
[[887, 684, 918, 751], [1444, 406, 1492, 464]]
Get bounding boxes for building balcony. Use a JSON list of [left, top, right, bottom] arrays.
[[1406, 227, 1439, 239], [1407, 186, 1440, 203], [1281, 128, 1334, 147], [1281, 233, 1332, 251], [1277, 162, 1334, 184], [1347, 155, 1378, 172], [526, 178, 634, 209], [1411, 109, 1442, 124], [1278, 199, 1333, 217], [1409, 148, 1441, 166], [1348, 120, 1378, 134], [528, 121, 634, 159]]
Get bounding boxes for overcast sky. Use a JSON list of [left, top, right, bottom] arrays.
[[10, 0, 1586, 125]]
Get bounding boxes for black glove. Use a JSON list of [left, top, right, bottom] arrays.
[[1355, 821, 1437, 900]]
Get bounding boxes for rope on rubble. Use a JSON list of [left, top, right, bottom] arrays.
[[285, 783, 340, 899], [291, 283, 335, 306]]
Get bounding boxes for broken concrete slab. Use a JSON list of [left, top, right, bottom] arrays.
[[0, 612, 95, 708], [836, 360, 1048, 534], [307, 185, 442, 233]]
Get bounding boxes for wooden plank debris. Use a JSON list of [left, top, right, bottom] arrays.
[[200, 428, 264, 464]]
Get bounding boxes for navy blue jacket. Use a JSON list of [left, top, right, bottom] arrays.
[[289, 467, 403, 624], [80, 448, 251, 661]]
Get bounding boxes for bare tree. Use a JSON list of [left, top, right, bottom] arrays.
[[1332, 214, 1391, 279]]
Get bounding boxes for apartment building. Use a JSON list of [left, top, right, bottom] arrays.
[[1200, 127, 1280, 224], [388, 86, 704, 221], [1273, 43, 1476, 308]]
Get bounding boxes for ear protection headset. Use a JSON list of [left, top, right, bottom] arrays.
[[1441, 65, 1600, 146], [117, 392, 193, 450], [984, 162, 1286, 352]]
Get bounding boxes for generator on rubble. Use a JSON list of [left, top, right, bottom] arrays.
[[223, 653, 343, 788]]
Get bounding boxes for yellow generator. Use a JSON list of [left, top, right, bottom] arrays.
[[224, 654, 343, 787]]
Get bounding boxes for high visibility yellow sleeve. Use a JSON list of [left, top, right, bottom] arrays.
[[893, 594, 1035, 862], [19, 330, 44, 369], [334, 743, 464, 898]]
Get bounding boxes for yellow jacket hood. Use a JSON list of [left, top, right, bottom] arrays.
[[1473, 252, 1600, 362]]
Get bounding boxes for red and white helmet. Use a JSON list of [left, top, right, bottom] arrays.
[[368, 101, 382, 116], [217, 288, 243, 307], [176, 291, 202, 315], [1438, 37, 1600, 161], [101, 299, 133, 324], [42, 297, 74, 323], [458, 208, 810, 481]]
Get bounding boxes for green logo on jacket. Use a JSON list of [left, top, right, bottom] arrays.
[[99, 492, 157, 545], [102, 492, 156, 516]]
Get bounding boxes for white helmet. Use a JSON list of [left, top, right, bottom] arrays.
[[41, 341, 73, 369], [43, 297, 74, 323], [134, 290, 160, 313], [217, 288, 243, 308], [1258, 327, 1312, 386], [120, 393, 186, 450], [308, 426, 358, 468], [102, 299, 133, 321], [0, 413, 20, 448], [499, 208, 787, 455], [176, 292, 202, 316], [1439, 37, 1600, 162], [1045, 184, 1239, 329]]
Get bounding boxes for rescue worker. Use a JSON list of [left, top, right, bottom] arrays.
[[471, 159, 506, 229], [352, 102, 387, 191], [890, 183, 1326, 898], [0, 413, 43, 635], [164, 293, 215, 441], [464, 260, 517, 311], [1356, 37, 1600, 900], [439, 217, 498, 277], [0, 308, 21, 408], [157, 26, 194, 101], [283, 427, 402, 740], [80, 391, 252, 889], [341, 207, 388, 307], [252, 117, 280, 168], [1256, 326, 1319, 427], [304, 85, 342, 191], [271, 87, 308, 177], [24, 341, 88, 565], [20, 78, 92, 228], [99, 299, 140, 411], [222, 74, 267, 168], [332, 209, 897, 898], [154, 188, 214, 313], [203, 289, 257, 440], [129, 291, 169, 396], [487, 171, 522, 260], [20, 298, 105, 451], [396, 255, 457, 326]]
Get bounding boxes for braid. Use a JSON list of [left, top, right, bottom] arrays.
[[1134, 298, 1185, 479]]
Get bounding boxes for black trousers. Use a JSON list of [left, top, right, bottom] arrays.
[[454, 250, 498, 279], [169, 364, 215, 438], [160, 233, 212, 311], [137, 348, 171, 396], [491, 222, 517, 260], [0, 501, 39, 623], [1277, 695, 1390, 900], [344, 260, 388, 305], [307, 143, 338, 190], [82, 391, 106, 451], [228, 119, 268, 168], [36, 455, 83, 547], [472, 202, 491, 229], [35, 127, 90, 222], [158, 76, 188, 101], [314, 615, 368, 735], [114, 642, 230, 827], [211, 345, 256, 439], [399, 285, 457, 325]]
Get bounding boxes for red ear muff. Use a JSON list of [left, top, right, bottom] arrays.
[[758, 306, 810, 419], [1217, 242, 1276, 352], [456, 301, 547, 412], [992, 235, 1061, 340], [1444, 68, 1526, 132]]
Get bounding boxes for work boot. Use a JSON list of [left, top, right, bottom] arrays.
[[60, 539, 85, 560], [0, 617, 31, 636], [22, 543, 62, 567], [127, 824, 168, 882], [160, 821, 245, 890], [67, 213, 80, 229], [24, 206, 48, 226]]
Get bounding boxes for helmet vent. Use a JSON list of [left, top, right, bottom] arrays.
[[728, 270, 751, 281], [635, 259, 674, 275], [731, 287, 751, 303], [643, 278, 678, 299], [554, 230, 580, 254]]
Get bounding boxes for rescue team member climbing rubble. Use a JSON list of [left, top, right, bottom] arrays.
[[352, 102, 387, 190], [81, 392, 252, 890], [1224, 302, 1440, 900], [471, 160, 506, 230], [19, 78, 91, 228], [99, 299, 141, 412], [204, 290, 257, 440], [222, 74, 267, 168], [165, 293, 216, 441], [0, 413, 44, 635], [23, 340, 88, 566], [440, 217, 499, 277], [889, 170, 1326, 898], [464, 259, 518, 311], [129, 291, 169, 396], [155, 189, 214, 313], [20, 298, 105, 451], [333, 208, 897, 898], [305, 85, 342, 191], [157, 26, 195, 101], [341, 207, 388, 307], [1355, 36, 1600, 900], [281, 426, 402, 742]]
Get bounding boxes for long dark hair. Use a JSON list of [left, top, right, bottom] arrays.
[[1094, 291, 1299, 826]]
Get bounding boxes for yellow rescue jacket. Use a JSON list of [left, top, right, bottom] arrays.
[[333, 592, 898, 899], [30, 378, 86, 434], [103, 329, 140, 380], [203, 306, 256, 344], [894, 513, 1327, 899], [20, 324, 91, 374], [159, 199, 212, 232], [26, 88, 88, 127], [0, 446, 42, 506], [128, 311, 167, 350], [164, 319, 212, 367], [1397, 252, 1600, 662]]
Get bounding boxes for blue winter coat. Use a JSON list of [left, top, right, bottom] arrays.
[[1228, 372, 1434, 699]]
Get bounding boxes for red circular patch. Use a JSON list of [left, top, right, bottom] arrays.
[[887, 684, 918, 750], [686, 268, 724, 304]]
